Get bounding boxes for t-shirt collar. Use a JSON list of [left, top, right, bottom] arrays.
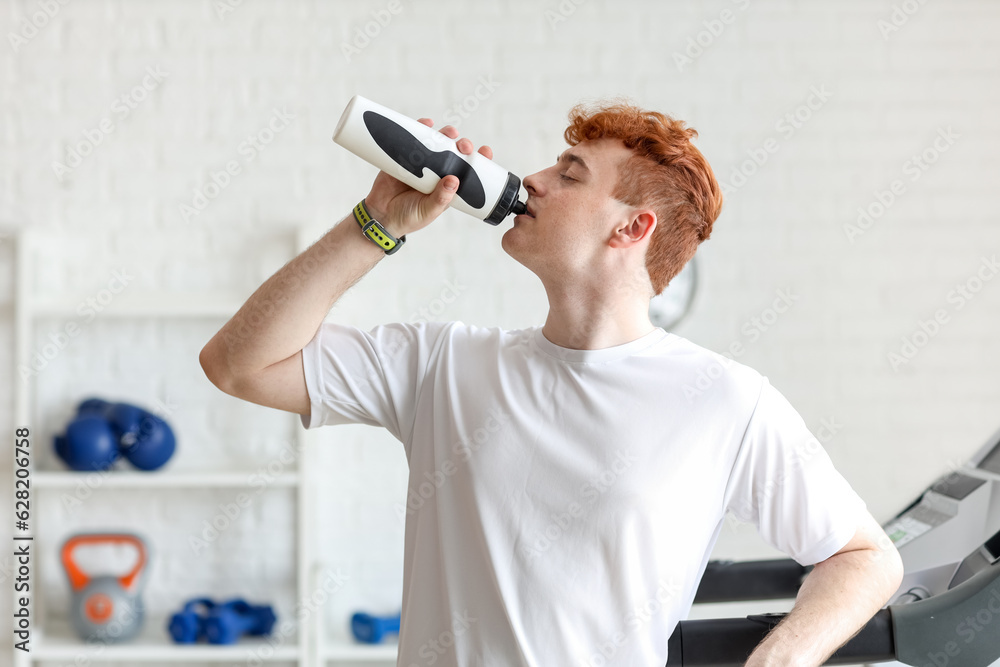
[[531, 325, 669, 364]]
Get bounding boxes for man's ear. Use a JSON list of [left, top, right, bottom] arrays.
[[609, 209, 657, 248]]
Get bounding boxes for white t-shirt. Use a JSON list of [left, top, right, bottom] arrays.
[[300, 321, 867, 666]]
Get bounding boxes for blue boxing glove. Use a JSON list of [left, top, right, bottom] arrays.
[[104, 401, 176, 471]]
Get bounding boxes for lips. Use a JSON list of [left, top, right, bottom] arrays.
[[525, 203, 536, 218]]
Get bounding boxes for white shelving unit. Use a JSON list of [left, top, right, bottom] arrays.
[[31, 616, 300, 663], [33, 471, 301, 489], [11, 227, 399, 666], [322, 643, 399, 662]]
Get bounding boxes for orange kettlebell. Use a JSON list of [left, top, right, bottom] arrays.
[[61, 533, 149, 642]]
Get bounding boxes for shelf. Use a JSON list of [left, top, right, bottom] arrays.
[[27, 292, 247, 319], [15, 227, 319, 666], [34, 471, 300, 489], [35, 617, 298, 662], [323, 639, 398, 661]]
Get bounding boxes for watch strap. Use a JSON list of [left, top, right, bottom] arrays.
[[353, 199, 406, 255]]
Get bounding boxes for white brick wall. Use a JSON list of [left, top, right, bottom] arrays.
[[2, 0, 1000, 656]]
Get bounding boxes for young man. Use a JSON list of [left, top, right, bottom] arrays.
[[200, 100, 903, 666]]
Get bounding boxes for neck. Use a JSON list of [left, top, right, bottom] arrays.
[[540, 275, 656, 350]]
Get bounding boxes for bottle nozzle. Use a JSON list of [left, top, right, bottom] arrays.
[[511, 200, 527, 216]]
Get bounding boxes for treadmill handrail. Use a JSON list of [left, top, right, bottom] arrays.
[[666, 561, 1000, 666], [694, 559, 811, 603], [665, 609, 895, 665], [891, 559, 1000, 667]]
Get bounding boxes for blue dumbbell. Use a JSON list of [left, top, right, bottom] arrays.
[[204, 599, 276, 645], [167, 598, 216, 643], [351, 612, 400, 644]]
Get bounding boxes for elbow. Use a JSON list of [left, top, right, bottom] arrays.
[[879, 545, 906, 600], [199, 342, 235, 393], [890, 549, 905, 589]]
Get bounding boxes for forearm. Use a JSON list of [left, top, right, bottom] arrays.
[[201, 115, 482, 384], [745, 548, 904, 666], [203, 209, 385, 381]]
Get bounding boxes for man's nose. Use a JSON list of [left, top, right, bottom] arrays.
[[523, 171, 542, 196]]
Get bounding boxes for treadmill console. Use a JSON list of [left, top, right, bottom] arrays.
[[977, 436, 1000, 476]]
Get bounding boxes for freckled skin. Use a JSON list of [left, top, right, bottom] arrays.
[[501, 137, 659, 349], [501, 138, 637, 285]]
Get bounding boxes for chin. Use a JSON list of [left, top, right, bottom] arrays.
[[500, 227, 518, 256], [500, 228, 532, 266]]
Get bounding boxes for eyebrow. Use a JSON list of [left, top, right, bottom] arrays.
[[556, 151, 591, 175]]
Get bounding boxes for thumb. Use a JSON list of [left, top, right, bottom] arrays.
[[441, 175, 458, 196], [429, 176, 458, 212]]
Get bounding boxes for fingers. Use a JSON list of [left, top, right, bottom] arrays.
[[417, 117, 491, 160], [455, 137, 492, 160]]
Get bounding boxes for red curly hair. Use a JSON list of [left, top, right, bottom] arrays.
[[563, 99, 723, 296]]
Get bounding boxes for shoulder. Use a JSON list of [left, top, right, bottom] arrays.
[[659, 332, 765, 406], [436, 321, 537, 352], [314, 320, 465, 359], [372, 320, 528, 350]]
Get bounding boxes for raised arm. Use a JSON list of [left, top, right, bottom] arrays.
[[198, 119, 493, 415]]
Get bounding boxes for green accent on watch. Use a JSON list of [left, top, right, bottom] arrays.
[[353, 199, 406, 255]]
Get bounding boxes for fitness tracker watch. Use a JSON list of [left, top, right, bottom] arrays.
[[353, 199, 405, 255]]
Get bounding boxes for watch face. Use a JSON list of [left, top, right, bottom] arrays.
[[649, 257, 698, 331]]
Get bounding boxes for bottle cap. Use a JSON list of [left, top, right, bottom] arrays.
[[483, 172, 525, 226]]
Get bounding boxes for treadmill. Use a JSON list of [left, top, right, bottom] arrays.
[[666, 426, 1000, 666]]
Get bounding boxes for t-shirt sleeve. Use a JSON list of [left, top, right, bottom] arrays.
[[723, 377, 868, 566], [298, 320, 452, 443]]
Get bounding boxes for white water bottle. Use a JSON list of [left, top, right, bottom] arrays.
[[333, 95, 527, 225]]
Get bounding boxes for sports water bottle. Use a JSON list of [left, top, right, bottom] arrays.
[[333, 95, 527, 225]]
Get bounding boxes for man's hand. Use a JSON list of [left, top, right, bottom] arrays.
[[743, 512, 904, 667], [363, 119, 494, 238]]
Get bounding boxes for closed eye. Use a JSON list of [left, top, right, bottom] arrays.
[[559, 174, 575, 182]]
